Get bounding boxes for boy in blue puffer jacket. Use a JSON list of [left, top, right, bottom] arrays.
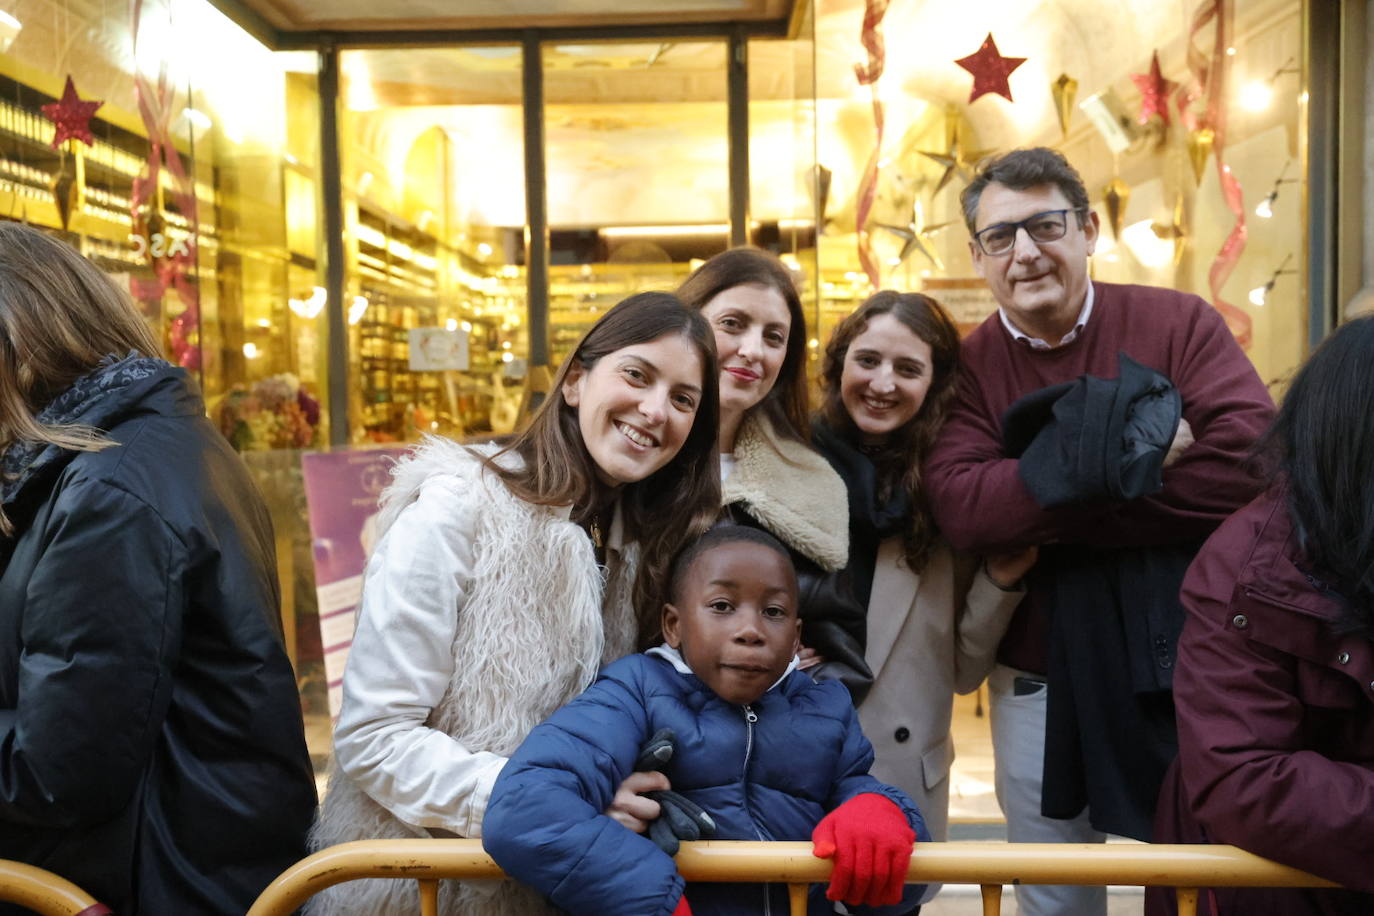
[[483, 525, 929, 916]]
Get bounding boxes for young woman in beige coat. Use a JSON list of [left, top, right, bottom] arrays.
[[812, 291, 1036, 855]]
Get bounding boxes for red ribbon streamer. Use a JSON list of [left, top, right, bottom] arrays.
[[1180, 0, 1252, 348], [853, 0, 890, 288], [129, 0, 202, 370]]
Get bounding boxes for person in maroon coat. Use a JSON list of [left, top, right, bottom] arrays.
[[1149, 314, 1374, 916], [924, 148, 1274, 916]]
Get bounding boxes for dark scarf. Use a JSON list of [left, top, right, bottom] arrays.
[[1, 353, 167, 507], [811, 417, 911, 609]]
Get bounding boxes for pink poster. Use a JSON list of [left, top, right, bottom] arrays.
[[301, 447, 408, 716]]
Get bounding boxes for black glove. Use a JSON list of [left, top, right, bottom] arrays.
[[633, 728, 717, 856]]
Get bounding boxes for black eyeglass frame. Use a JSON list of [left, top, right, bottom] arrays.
[[972, 207, 1089, 256]]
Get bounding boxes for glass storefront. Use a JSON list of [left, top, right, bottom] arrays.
[[0, 0, 1322, 766], [810, 0, 1308, 393]]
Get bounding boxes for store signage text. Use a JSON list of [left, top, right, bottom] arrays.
[[129, 232, 192, 260]]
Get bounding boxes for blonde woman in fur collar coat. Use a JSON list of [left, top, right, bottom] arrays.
[[812, 291, 1036, 871], [678, 248, 874, 701], [308, 292, 721, 916]]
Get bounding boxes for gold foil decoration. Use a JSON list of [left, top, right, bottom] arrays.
[[49, 156, 77, 231], [1103, 178, 1130, 240], [1187, 128, 1215, 186], [1150, 194, 1188, 266], [1052, 73, 1078, 140], [920, 122, 995, 197]]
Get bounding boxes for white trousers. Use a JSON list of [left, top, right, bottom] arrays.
[[988, 664, 1107, 916]]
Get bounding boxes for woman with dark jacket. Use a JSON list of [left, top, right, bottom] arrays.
[[0, 224, 317, 915], [1150, 314, 1374, 915], [811, 291, 1033, 854], [677, 248, 872, 699]]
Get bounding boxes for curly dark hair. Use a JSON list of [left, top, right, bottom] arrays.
[[820, 290, 961, 572]]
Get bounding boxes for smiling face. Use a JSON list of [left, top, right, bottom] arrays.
[[562, 332, 705, 486], [969, 182, 1099, 344], [839, 312, 935, 444], [663, 540, 800, 706], [699, 283, 792, 419]]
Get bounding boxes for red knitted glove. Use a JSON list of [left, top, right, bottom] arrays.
[[671, 891, 692, 916], [811, 793, 916, 907]]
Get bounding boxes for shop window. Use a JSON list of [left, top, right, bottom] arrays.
[[541, 40, 731, 365], [339, 47, 526, 442], [811, 0, 1307, 391]]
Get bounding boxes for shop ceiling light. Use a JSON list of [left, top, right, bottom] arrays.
[[181, 107, 213, 131], [0, 11, 21, 53], [289, 286, 327, 319], [601, 224, 729, 238], [348, 296, 369, 325], [1254, 160, 1295, 219], [1249, 253, 1295, 307], [1240, 81, 1273, 112]]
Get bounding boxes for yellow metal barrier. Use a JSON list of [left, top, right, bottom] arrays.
[[246, 839, 1339, 916], [0, 860, 105, 916]]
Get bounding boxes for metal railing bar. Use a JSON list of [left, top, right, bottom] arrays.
[[0, 860, 103, 916], [245, 839, 1339, 916], [418, 878, 438, 916]]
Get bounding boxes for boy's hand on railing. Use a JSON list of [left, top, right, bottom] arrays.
[[811, 793, 916, 907]]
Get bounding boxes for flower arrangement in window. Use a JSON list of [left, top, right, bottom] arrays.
[[217, 373, 321, 451]]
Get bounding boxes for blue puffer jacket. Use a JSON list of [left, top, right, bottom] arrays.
[[483, 649, 929, 916]]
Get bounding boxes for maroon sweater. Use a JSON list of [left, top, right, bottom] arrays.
[[925, 281, 1275, 673]]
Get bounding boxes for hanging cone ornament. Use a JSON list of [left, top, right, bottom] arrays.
[[49, 155, 77, 230], [1103, 178, 1130, 240], [1150, 193, 1187, 267], [1187, 128, 1215, 186], [811, 163, 833, 227], [1051, 73, 1078, 139]]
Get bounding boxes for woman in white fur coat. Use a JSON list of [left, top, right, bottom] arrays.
[[308, 292, 721, 916], [811, 291, 1035, 856], [677, 248, 874, 699]]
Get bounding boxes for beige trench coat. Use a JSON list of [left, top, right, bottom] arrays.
[[858, 538, 1024, 843]]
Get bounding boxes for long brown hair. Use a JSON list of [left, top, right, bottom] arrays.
[[487, 290, 721, 644], [820, 290, 961, 571], [0, 223, 163, 533], [676, 247, 810, 443]]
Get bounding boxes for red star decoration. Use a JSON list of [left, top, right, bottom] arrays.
[[42, 76, 103, 149], [1130, 51, 1179, 126], [955, 33, 1026, 104]]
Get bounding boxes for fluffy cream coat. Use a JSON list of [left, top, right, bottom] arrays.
[[308, 438, 638, 916], [722, 414, 849, 570]]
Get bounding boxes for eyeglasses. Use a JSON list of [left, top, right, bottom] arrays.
[[972, 208, 1087, 256]]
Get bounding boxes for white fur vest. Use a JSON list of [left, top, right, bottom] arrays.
[[308, 438, 639, 916]]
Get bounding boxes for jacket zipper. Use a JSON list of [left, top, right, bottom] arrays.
[[742, 704, 771, 916]]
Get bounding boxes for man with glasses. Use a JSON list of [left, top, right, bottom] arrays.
[[925, 147, 1274, 916]]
